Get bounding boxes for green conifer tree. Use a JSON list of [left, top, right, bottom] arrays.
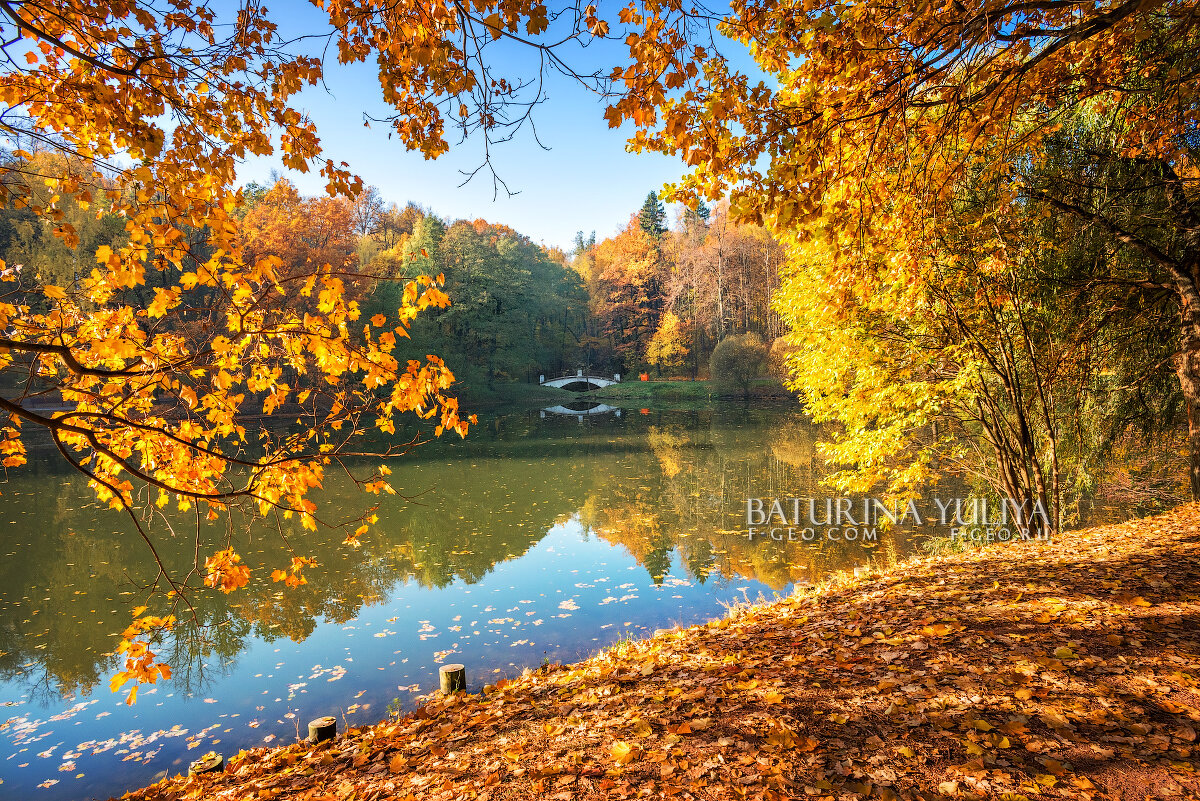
[[637, 191, 667, 240]]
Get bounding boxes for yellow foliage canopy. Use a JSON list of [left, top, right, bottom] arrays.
[[0, 0, 503, 700]]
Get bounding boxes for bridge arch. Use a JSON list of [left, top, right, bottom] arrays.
[[539, 371, 622, 391]]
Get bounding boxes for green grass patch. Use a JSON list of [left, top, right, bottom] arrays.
[[590, 378, 794, 405], [588, 379, 718, 403], [450, 377, 797, 410], [451, 380, 578, 407]]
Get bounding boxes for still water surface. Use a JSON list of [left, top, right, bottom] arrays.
[[0, 403, 917, 800]]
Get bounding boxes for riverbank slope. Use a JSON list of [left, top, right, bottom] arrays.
[[121, 506, 1200, 801], [588, 378, 793, 405]]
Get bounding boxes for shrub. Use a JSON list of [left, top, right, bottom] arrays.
[[710, 333, 767, 398]]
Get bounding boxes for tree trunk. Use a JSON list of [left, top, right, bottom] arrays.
[[1176, 302, 1200, 500], [1189, 401, 1200, 501]]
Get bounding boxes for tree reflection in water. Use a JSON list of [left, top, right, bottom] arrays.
[[0, 405, 925, 699]]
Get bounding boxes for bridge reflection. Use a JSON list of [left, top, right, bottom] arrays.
[[541, 401, 622, 419]]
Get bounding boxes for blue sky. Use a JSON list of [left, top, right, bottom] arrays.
[[236, 12, 699, 252], [233, 5, 762, 252]]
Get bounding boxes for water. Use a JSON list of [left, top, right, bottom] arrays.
[[0, 403, 913, 800]]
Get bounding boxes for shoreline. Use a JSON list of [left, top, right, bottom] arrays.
[[119, 505, 1200, 800]]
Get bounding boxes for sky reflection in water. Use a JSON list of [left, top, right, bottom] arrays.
[[0, 404, 901, 800]]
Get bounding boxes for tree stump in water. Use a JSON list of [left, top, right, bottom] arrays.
[[439, 663, 466, 693], [188, 752, 223, 776], [308, 716, 337, 743]]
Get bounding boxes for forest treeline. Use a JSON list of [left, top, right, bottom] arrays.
[[0, 154, 782, 396], [0, 149, 1188, 523]]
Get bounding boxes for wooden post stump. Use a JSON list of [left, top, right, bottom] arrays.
[[188, 752, 223, 776], [439, 663, 466, 693], [308, 715, 337, 743]]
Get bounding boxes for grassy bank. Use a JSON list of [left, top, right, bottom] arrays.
[[448, 377, 795, 409], [450, 380, 578, 407], [121, 506, 1200, 801], [589, 378, 793, 405]]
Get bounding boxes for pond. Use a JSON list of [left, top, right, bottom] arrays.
[[0, 402, 930, 800]]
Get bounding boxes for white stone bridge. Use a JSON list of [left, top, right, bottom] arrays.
[[539, 370, 621, 391]]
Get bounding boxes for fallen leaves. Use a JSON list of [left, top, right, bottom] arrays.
[[122, 505, 1200, 801], [610, 740, 639, 765]]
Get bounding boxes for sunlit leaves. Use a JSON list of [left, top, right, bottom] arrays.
[[271, 556, 317, 589], [606, 0, 1200, 507], [204, 548, 251, 593], [610, 739, 639, 765], [0, 0, 488, 704], [110, 610, 176, 705], [645, 311, 689, 372]]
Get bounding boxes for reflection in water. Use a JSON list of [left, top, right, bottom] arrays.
[[541, 402, 621, 416], [586, 414, 915, 590], [0, 403, 928, 799], [1, 406, 927, 698]]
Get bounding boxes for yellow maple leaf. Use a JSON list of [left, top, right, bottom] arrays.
[[611, 741, 638, 765]]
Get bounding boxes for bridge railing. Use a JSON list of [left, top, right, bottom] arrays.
[[539, 372, 622, 384]]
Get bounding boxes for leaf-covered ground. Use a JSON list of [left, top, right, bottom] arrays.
[[120, 506, 1200, 801]]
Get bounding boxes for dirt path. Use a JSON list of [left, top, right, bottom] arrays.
[[122, 506, 1200, 801]]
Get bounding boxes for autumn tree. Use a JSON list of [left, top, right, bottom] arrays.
[[243, 180, 357, 271], [0, 152, 126, 299], [566, 193, 785, 380], [645, 311, 690, 375], [655, 200, 784, 376], [568, 231, 615, 371], [374, 202, 424, 250], [351, 185, 385, 237], [588, 219, 668, 372], [766, 337, 797, 381], [613, 0, 1200, 498], [772, 104, 1192, 534], [0, 0, 630, 700], [710, 333, 766, 398]]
